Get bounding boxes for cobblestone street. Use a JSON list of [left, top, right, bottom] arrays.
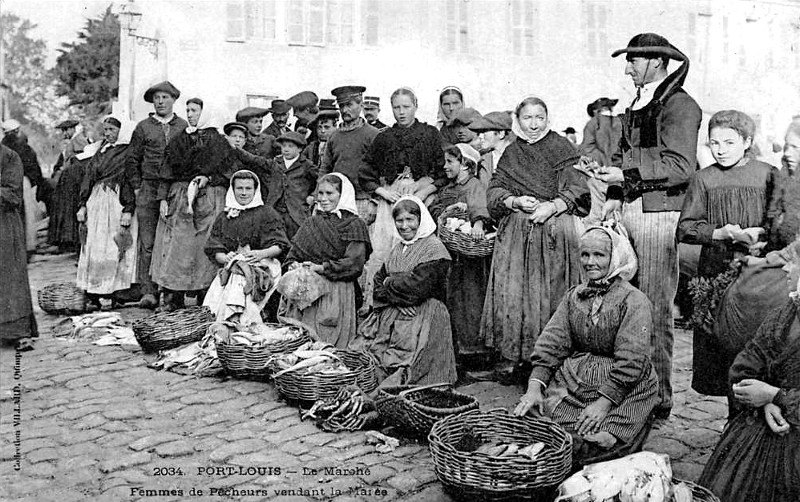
[[1, 253, 727, 501]]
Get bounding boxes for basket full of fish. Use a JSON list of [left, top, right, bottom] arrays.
[[215, 319, 312, 381], [132, 306, 214, 353], [266, 342, 378, 402], [428, 408, 572, 501]]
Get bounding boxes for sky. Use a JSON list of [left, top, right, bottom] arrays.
[[2, 0, 112, 67]]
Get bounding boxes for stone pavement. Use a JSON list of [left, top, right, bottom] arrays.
[[0, 253, 726, 501]]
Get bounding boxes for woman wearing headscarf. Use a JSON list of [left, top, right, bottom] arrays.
[[698, 238, 800, 502], [481, 96, 590, 381], [352, 196, 457, 386], [0, 143, 38, 351], [515, 226, 658, 462], [280, 173, 372, 348], [203, 170, 289, 325], [75, 117, 137, 308], [151, 98, 232, 311], [436, 86, 465, 146], [360, 87, 446, 310]]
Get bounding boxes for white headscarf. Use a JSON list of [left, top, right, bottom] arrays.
[[78, 118, 135, 159], [224, 170, 264, 218], [437, 85, 464, 128], [392, 195, 437, 246], [511, 96, 551, 144], [580, 225, 638, 283], [186, 103, 223, 134], [314, 172, 358, 218]]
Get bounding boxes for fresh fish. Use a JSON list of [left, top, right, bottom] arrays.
[[186, 179, 199, 215]]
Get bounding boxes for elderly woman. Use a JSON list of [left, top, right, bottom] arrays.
[[437, 86, 465, 146], [360, 87, 445, 309], [280, 173, 372, 348], [698, 240, 800, 502], [151, 98, 231, 311], [203, 170, 289, 325], [515, 226, 658, 461], [481, 96, 590, 381], [353, 196, 457, 386], [75, 117, 137, 308]]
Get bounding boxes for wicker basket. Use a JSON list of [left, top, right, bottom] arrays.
[[132, 306, 214, 353], [428, 409, 572, 501], [37, 283, 87, 314], [217, 324, 311, 381], [673, 479, 720, 502], [376, 383, 479, 437], [437, 206, 494, 257], [268, 349, 378, 402]]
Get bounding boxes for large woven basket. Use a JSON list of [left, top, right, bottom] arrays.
[[437, 206, 494, 257], [429, 409, 572, 501], [37, 283, 86, 314], [673, 479, 720, 502], [268, 349, 378, 402], [132, 306, 214, 353], [376, 383, 479, 437], [217, 324, 311, 381]]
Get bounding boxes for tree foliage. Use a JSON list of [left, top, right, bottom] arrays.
[[54, 5, 119, 114], [1, 13, 68, 133]]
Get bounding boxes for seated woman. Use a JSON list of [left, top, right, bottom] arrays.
[[280, 173, 372, 348], [698, 240, 800, 502], [514, 226, 658, 461], [352, 196, 457, 386], [203, 170, 289, 325]]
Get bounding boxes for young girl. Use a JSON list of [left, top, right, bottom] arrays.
[[678, 109, 780, 405], [430, 144, 493, 368]]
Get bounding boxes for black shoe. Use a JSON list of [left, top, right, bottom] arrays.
[[652, 407, 672, 420]]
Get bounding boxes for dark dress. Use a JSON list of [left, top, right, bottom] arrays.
[[768, 169, 800, 250], [480, 132, 590, 364], [48, 155, 88, 251], [204, 205, 290, 263], [698, 301, 800, 502], [677, 159, 779, 396], [282, 211, 372, 348], [430, 176, 493, 358], [0, 146, 39, 341]]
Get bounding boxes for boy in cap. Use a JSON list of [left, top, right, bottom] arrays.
[[236, 106, 276, 160], [124, 80, 188, 309], [468, 111, 513, 187], [286, 90, 320, 143], [363, 96, 387, 129], [303, 98, 339, 168], [322, 85, 379, 222]]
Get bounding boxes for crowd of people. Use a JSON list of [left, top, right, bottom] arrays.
[[1, 31, 799, 501]]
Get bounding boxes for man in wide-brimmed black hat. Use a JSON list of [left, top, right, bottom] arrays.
[[124, 80, 188, 309], [593, 32, 702, 420]]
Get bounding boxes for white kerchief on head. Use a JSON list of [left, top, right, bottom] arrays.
[[511, 96, 551, 144], [393, 195, 437, 246], [225, 170, 264, 218], [581, 224, 638, 282], [315, 172, 358, 218], [186, 105, 223, 134]]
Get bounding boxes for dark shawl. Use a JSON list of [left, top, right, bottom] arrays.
[[204, 205, 290, 263], [158, 128, 233, 199], [487, 131, 589, 220], [79, 142, 132, 208], [286, 211, 372, 277]]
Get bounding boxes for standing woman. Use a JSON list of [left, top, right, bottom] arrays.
[[360, 87, 445, 309], [75, 118, 137, 307], [0, 144, 38, 350], [281, 173, 372, 348], [151, 98, 231, 311], [480, 96, 590, 381], [437, 86, 465, 146]]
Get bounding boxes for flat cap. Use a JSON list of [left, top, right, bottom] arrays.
[[223, 122, 248, 135], [56, 119, 80, 130], [268, 99, 291, 115], [331, 85, 366, 104], [235, 107, 269, 122], [467, 111, 513, 132], [450, 107, 482, 126], [275, 131, 307, 147], [144, 80, 180, 103], [286, 91, 319, 110]]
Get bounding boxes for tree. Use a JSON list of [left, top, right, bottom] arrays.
[[54, 5, 119, 116], [0, 13, 68, 133]]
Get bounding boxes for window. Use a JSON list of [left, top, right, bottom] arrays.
[[364, 0, 379, 46], [327, 0, 354, 45], [247, 94, 278, 108], [226, 1, 277, 42], [585, 2, 608, 58], [510, 0, 535, 57], [446, 0, 469, 54], [287, 0, 352, 46]]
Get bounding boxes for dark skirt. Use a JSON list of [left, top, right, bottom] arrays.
[[47, 160, 85, 249], [698, 408, 800, 502], [447, 252, 491, 357], [0, 207, 38, 341]]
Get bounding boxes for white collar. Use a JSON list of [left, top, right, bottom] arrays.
[[631, 76, 667, 111], [284, 155, 300, 169]]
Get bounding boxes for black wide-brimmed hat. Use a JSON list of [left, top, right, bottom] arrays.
[[268, 99, 291, 115], [144, 81, 180, 103], [612, 33, 687, 62], [586, 97, 619, 117]]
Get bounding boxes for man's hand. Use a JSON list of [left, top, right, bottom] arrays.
[[76, 206, 87, 223], [593, 166, 625, 184]]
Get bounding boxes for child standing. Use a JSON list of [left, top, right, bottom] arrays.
[[303, 99, 339, 168], [677, 110, 780, 407], [430, 144, 493, 370]]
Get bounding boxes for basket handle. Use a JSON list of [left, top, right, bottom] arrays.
[[398, 382, 453, 398]]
